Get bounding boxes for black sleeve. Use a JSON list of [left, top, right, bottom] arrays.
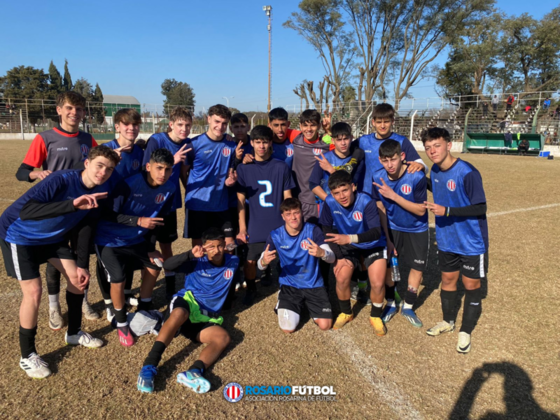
[[426, 177, 433, 192], [162, 250, 196, 272], [19, 199, 76, 221], [357, 227, 382, 244], [16, 163, 35, 182], [73, 216, 98, 269], [232, 157, 243, 170], [350, 147, 365, 166], [448, 203, 487, 217], [322, 225, 343, 260]]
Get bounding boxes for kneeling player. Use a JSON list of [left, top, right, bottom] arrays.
[[372, 140, 429, 327], [137, 228, 238, 394], [422, 128, 488, 353], [0, 146, 119, 378], [95, 149, 176, 346], [319, 171, 388, 336], [258, 198, 334, 333]]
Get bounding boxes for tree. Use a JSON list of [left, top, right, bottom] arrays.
[[92, 84, 105, 124], [48, 61, 63, 94], [63, 59, 72, 91], [161, 79, 195, 116], [73, 78, 93, 98]]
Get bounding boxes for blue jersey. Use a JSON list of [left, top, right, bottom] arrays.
[[0, 170, 111, 246], [95, 172, 175, 247], [320, 192, 386, 249], [431, 159, 488, 255], [143, 133, 190, 211], [357, 133, 421, 195], [185, 134, 236, 212], [371, 167, 428, 233], [237, 158, 295, 243], [271, 140, 294, 168], [228, 140, 254, 209], [267, 223, 325, 289], [104, 139, 144, 180], [177, 254, 239, 314]]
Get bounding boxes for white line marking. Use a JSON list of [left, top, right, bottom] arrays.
[[329, 331, 424, 420], [428, 203, 560, 228], [0, 198, 15, 202]]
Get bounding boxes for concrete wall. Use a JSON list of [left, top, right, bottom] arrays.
[[543, 146, 560, 157]]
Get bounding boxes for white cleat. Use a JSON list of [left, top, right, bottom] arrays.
[[65, 331, 103, 348], [20, 353, 51, 379], [82, 300, 100, 320], [49, 306, 65, 331], [457, 332, 472, 354]]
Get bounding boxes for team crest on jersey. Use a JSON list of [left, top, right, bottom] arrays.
[[222, 148, 231, 157], [400, 184, 412, 195], [154, 193, 166, 204], [447, 179, 456, 192], [223, 269, 234, 280], [286, 147, 294, 157], [300, 239, 311, 250], [312, 148, 322, 156], [80, 144, 89, 156], [352, 211, 363, 222], [132, 160, 140, 170], [223, 382, 244, 403]]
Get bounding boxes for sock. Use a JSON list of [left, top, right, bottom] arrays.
[[96, 260, 112, 300], [124, 268, 134, 292], [143, 341, 167, 367], [48, 293, 60, 310], [385, 285, 396, 304], [188, 360, 206, 374], [138, 298, 152, 312], [404, 287, 418, 310], [441, 289, 459, 324], [104, 299, 113, 308], [124, 289, 132, 297], [83, 288, 89, 303], [370, 302, 383, 318], [19, 326, 37, 359], [66, 291, 84, 336], [45, 262, 61, 296], [460, 288, 482, 334], [339, 299, 352, 315], [114, 307, 128, 326], [245, 278, 257, 292], [165, 276, 175, 296]]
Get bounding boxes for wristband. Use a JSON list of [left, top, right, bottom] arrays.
[[349, 234, 358, 243], [446, 207, 450, 217]]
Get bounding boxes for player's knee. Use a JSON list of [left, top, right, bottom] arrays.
[[24, 283, 43, 303], [278, 309, 299, 332], [316, 319, 332, 331], [170, 307, 189, 323], [213, 328, 230, 348]]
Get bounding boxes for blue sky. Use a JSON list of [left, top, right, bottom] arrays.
[[0, 0, 556, 113]]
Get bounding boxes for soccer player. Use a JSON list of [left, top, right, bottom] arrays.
[[357, 103, 426, 197], [183, 105, 237, 248], [0, 146, 119, 378], [236, 126, 295, 305], [137, 228, 238, 394], [292, 110, 331, 223], [421, 128, 488, 353], [15, 91, 100, 328], [143, 107, 192, 299], [371, 140, 429, 328], [259, 198, 334, 333], [319, 170, 388, 336], [268, 107, 298, 167], [95, 149, 176, 346]]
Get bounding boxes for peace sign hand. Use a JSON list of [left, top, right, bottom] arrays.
[[315, 152, 335, 174], [73, 192, 108, 210], [306, 238, 325, 258], [261, 244, 277, 266], [173, 144, 192, 165], [235, 141, 244, 160], [372, 178, 397, 201]]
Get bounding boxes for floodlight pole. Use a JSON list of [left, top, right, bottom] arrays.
[[263, 5, 272, 112]]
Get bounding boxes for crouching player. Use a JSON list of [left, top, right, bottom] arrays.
[[372, 140, 429, 327], [0, 146, 119, 378], [422, 128, 488, 353], [258, 198, 334, 333], [95, 149, 176, 346], [137, 228, 238, 394], [319, 171, 388, 336]]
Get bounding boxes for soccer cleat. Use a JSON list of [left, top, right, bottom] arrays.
[[177, 370, 211, 394], [117, 325, 135, 347], [369, 316, 387, 336], [457, 332, 471, 353], [426, 320, 455, 336], [49, 306, 64, 331], [137, 365, 158, 393], [381, 304, 398, 323], [125, 295, 139, 307], [401, 308, 423, 328], [82, 300, 100, 320], [235, 282, 241, 292], [243, 289, 256, 306], [20, 353, 51, 379], [333, 312, 354, 330], [242, 281, 247, 289], [65, 331, 103, 348], [106, 307, 115, 323], [350, 284, 359, 301]]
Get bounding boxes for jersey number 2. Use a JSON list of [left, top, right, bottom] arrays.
[[258, 181, 273, 207]]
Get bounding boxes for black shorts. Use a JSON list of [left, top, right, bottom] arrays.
[[184, 209, 234, 239], [0, 239, 74, 281], [95, 242, 160, 284], [156, 210, 178, 244], [340, 245, 387, 270], [169, 295, 222, 342], [275, 285, 332, 319], [247, 242, 266, 261], [438, 250, 489, 279], [389, 229, 429, 272]]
